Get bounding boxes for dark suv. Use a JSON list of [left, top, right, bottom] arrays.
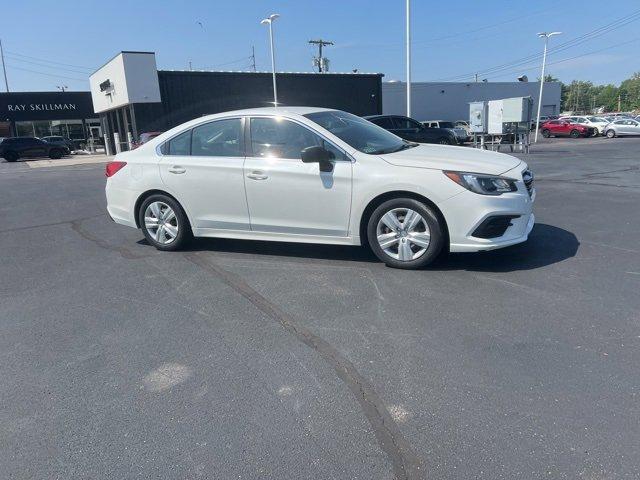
[[364, 115, 458, 145], [0, 137, 69, 162]]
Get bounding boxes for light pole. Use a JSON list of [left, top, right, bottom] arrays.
[[261, 13, 280, 107], [534, 31, 562, 142], [406, 0, 411, 117]]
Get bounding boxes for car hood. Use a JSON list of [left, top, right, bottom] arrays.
[[380, 144, 522, 175]]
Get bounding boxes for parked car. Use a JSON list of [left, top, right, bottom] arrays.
[[540, 120, 594, 138], [364, 115, 458, 145], [603, 118, 640, 138], [105, 107, 535, 270], [132, 131, 163, 149], [423, 120, 470, 143], [0, 137, 69, 162], [41, 135, 76, 151], [559, 116, 608, 136]]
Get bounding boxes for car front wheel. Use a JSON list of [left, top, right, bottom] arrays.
[[606, 129, 616, 138], [542, 129, 551, 138], [139, 194, 192, 251], [570, 129, 581, 138], [49, 148, 63, 159], [438, 137, 452, 145], [367, 198, 444, 269]]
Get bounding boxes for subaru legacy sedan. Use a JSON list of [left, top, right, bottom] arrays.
[[105, 107, 534, 269]]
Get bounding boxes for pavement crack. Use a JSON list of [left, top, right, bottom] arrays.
[[70, 216, 147, 259], [0, 213, 103, 235], [186, 252, 425, 480]]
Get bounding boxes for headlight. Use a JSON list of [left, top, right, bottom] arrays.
[[444, 171, 518, 195]]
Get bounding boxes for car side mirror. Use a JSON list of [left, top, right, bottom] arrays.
[[301, 145, 334, 172]]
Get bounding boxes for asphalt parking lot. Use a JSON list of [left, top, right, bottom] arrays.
[[1, 137, 639, 479]]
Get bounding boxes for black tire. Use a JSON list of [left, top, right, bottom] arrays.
[[606, 129, 616, 139], [138, 194, 192, 251], [366, 198, 445, 270], [437, 137, 452, 145], [542, 129, 551, 138], [3, 151, 19, 162], [48, 148, 63, 159], [570, 129, 581, 138]]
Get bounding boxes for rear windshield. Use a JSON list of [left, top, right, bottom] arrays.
[[439, 122, 455, 128]]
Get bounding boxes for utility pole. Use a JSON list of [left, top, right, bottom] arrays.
[[0, 39, 9, 93], [534, 31, 561, 142], [475, 73, 478, 83], [618, 93, 622, 112], [250, 46, 256, 72], [308, 39, 333, 73], [188, 60, 193, 71]]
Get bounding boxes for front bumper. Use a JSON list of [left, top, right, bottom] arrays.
[[438, 168, 535, 252]]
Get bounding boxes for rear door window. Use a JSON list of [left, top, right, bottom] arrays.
[[166, 130, 192, 155], [191, 119, 243, 157]]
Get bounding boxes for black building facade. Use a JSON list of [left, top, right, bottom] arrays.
[[134, 70, 384, 133], [0, 91, 99, 140]]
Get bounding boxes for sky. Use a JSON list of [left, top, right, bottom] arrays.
[[1, 0, 639, 92]]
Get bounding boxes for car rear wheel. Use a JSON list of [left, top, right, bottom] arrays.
[[3, 151, 19, 162], [139, 194, 192, 251], [570, 129, 581, 138], [606, 129, 616, 138], [542, 129, 551, 138], [367, 198, 444, 269], [49, 148, 63, 159]]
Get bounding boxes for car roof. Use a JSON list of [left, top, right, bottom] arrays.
[[215, 106, 335, 117]]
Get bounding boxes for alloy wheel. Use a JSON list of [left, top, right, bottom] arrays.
[[376, 208, 431, 261], [144, 201, 179, 245]]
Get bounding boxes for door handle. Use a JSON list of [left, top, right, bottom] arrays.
[[247, 171, 268, 180], [168, 166, 186, 174]]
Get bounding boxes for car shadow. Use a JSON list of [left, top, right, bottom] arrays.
[[145, 223, 578, 272], [432, 223, 579, 272]]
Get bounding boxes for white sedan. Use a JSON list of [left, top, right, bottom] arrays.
[[106, 107, 535, 269]]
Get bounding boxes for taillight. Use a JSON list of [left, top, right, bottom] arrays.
[[105, 161, 127, 177]]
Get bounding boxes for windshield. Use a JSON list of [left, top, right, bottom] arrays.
[[305, 110, 414, 155], [439, 122, 455, 128]]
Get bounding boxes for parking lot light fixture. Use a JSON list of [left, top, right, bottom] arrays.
[[534, 31, 562, 143], [261, 13, 280, 107]]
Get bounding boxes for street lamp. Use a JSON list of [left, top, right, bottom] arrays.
[[260, 13, 280, 107], [534, 31, 562, 143], [406, 0, 411, 117]]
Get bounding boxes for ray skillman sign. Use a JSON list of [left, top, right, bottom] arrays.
[[7, 103, 78, 112], [0, 92, 94, 121]]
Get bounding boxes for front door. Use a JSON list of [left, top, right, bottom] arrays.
[[391, 116, 427, 143], [24, 138, 48, 157], [158, 117, 250, 231], [243, 116, 352, 237]]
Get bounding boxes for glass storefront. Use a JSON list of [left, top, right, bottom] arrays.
[[14, 119, 100, 140]]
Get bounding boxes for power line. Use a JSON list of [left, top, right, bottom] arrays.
[[4, 50, 93, 70], [5, 64, 86, 82], [431, 9, 640, 81], [4, 54, 91, 75]]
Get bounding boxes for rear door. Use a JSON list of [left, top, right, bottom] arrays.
[[158, 117, 250, 231], [243, 116, 352, 237]]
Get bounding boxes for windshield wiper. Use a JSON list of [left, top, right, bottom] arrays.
[[370, 142, 418, 155]]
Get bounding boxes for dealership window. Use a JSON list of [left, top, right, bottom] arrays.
[[191, 119, 243, 157]]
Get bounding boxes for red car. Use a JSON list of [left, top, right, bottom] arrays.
[[540, 120, 594, 138]]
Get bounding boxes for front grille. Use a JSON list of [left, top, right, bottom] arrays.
[[522, 169, 534, 197]]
